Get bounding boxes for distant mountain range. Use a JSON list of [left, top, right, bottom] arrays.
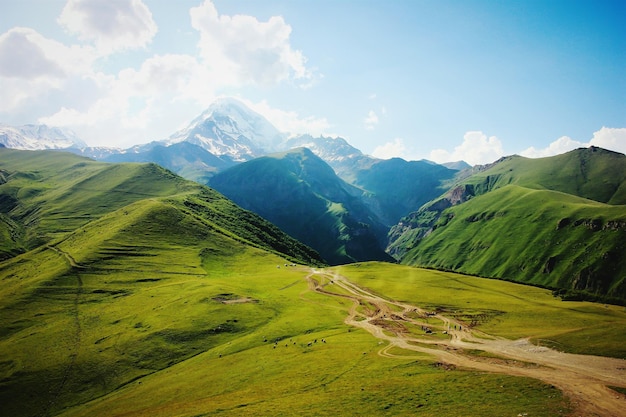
[[1, 98, 463, 265], [2, 99, 625, 303], [0, 124, 87, 150], [209, 147, 394, 264]]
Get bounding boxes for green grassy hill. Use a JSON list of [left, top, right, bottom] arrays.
[[0, 148, 322, 265], [4, 248, 626, 416], [461, 146, 626, 204], [2, 148, 624, 416], [390, 147, 626, 303], [210, 147, 393, 265]]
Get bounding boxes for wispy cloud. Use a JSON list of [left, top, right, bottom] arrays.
[[429, 131, 504, 165], [364, 110, 379, 130], [245, 98, 331, 136]]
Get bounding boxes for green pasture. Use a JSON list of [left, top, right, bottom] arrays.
[[337, 262, 626, 358], [402, 184, 626, 302], [6, 148, 625, 416], [2, 238, 576, 416]]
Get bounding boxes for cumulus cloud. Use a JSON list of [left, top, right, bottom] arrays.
[[0, 27, 94, 79], [2, 0, 320, 147], [520, 127, 626, 158], [589, 127, 626, 154], [190, 0, 315, 86], [0, 27, 98, 113], [372, 138, 407, 159], [430, 131, 504, 166], [364, 110, 379, 130], [520, 136, 584, 158], [40, 54, 217, 144], [58, 0, 157, 54], [0, 28, 65, 79]]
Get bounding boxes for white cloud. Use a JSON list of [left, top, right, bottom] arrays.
[[520, 127, 626, 159], [39, 54, 218, 145], [190, 0, 315, 87], [372, 138, 407, 159], [0, 28, 65, 79], [58, 0, 157, 54], [0, 27, 98, 114], [520, 136, 584, 158], [0, 0, 322, 147], [430, 131, 504, 165], [364, 110, 379, 130], [245, 99, 331, 136], [589, 127, 626, 154], [0, 27, 95, 80]]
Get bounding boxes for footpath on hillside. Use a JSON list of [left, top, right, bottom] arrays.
[[305, 269, 626, 417]]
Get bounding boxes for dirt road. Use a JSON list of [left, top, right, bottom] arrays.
[[307, 269, 626, 417]]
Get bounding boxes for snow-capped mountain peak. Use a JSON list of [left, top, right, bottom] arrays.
[[0, 124, 87, 150], [165, 97, 284, 161]]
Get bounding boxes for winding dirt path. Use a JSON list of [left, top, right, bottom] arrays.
[[306, 269, 626, 417]]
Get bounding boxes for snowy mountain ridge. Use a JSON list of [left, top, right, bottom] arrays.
[[164, 97, 285, 161], [0, 124, 87, 150]]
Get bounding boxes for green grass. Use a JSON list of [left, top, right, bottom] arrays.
[[1, 228, 578, 417], [4, 148, 623, 416], [2, 249, 595, 416], [209, 147, 392, 265], [402, 185, 626, 302], [462, 147, 626, 205], [390, 147, 626, 303], [336, 262, 626, 358], [0, 148, 323, 266]]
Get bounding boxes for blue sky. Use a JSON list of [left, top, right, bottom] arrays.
[[0, 0, 624, 164]]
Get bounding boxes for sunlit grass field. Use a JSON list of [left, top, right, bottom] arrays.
[[336, 262, 626, 358], [8, 233, 620, 415], [2, 149, 623, 416]]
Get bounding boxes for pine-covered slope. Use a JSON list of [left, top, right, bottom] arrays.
[[390, 147, 626, 303], [210, 147, 393, 265]]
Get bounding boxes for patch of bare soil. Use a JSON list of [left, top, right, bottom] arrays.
[[308, 269, 626, 417]]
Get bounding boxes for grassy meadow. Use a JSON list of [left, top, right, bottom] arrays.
[[6, 238, 613, 415], [2, 149, 624, 416], [336, 262, 626, 358]]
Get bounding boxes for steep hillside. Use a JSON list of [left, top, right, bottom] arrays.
[[0, 148, 323, 266], [284, 135, 459, 225], [390, 147, 626, 303], [351, 157, 457, 226], [210, 148, 393, 265]]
